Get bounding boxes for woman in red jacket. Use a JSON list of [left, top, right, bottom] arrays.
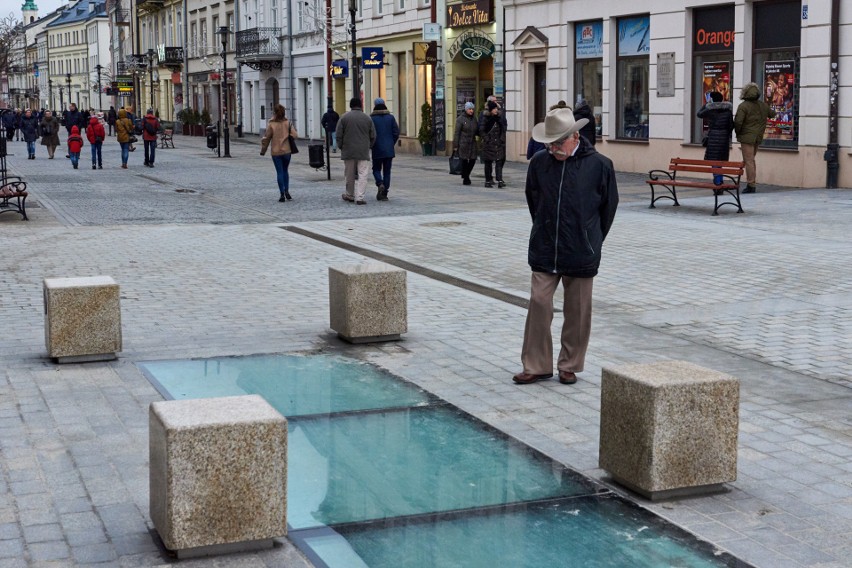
[[67, 126, 84, 169], [86, 115, 106, 169]]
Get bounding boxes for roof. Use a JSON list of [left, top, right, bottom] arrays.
[[45, 0, 107, 29]]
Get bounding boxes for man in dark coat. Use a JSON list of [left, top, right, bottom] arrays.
[[370, 98, 400, 201], [321, 105, 340, 152], [336, 97, 376, 205], [513, 108, 619, 386], [64, 103, 81, 134], [20, 109, 41, 159], [454, 102, 479, 185], [479, 100, 507, 187], [573, 97, 597, 147], [1, 109, 16, 141], [107, 106, 117, 136]]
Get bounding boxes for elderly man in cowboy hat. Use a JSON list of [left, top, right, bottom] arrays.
[[513, 107, 619, 386]]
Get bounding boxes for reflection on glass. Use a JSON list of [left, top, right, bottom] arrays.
[[618, 58, 649, 139]]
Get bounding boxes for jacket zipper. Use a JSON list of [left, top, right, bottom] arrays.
[[553, 161, 567, 273]]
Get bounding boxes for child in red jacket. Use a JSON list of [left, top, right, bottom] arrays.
[[67, 126, 84, 169], [86, 115, 106, 169]]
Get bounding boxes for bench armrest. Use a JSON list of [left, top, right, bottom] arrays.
[[648, 169, 674, 181]]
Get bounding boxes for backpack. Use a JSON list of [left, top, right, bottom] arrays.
[[144, 119, 157, 135]]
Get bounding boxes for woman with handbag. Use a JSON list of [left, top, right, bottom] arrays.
[[260, 104, 299, 202], [115, 109, 135, 169]]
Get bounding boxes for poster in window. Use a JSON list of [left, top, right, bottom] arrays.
[[576, 21, 603, 60], [763, 60, 795, 141], [702, 62, 730, 104], [618, 16, 650, 57], [456, 77, 476, 116]]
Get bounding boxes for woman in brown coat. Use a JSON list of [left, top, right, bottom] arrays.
[[115, 109, 134, 168], [260, 104, 299, 202]]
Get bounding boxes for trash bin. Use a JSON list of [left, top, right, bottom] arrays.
[[308, 144, 325, 169], [206, 126, 217, 149]]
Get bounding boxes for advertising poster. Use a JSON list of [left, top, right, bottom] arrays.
[[618, 16, 650, 56], [702, 61, 731, 103], [764, 60, 795, 140], [456, 77, 476, 115], [576, 21, 603, 59]]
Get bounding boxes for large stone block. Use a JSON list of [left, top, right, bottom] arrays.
[[43, 276, 122, 363], [599, 360, 739, 500], [329, 262, 407, 343], [149, 395, 287, 557]]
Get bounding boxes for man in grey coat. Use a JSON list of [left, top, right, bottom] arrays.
[[336, 97, 376, 204]]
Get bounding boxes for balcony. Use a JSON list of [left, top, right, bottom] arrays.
[[235, 28, 283, 71], [136, 0, 164, 14], [113, 8, 130, 26]]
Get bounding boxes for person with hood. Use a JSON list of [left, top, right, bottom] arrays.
[[125, 107, 137, 151], [20, 109, 40, 159], [370, 98, 399, 201], [141, 109, 161, 168], [479, 100, 508, 188], [39, 110, 61, 159], [107, 106, 117, 136], [697, 91, 734, 187], [67, 126, 84, 169], [260, 104, 299, 202], [573, 96, 597, 147], [115, 108, 134, 168], [321, 105, 340, 152], [336, 97, 376, 205], [512, 107, 619, 386], [1, 109, 16, 141], [454, 101, 479, 185], [86, 114, 106, 169], [734, 82, 776, 193]]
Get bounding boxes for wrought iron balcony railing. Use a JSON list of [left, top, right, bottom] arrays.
[[113, 8, 130, 24], [236, 28, 283, 70]]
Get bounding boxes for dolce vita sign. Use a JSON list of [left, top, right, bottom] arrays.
[[447, 0, 492, 29]]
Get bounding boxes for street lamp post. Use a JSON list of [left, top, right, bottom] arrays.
[[217, 26, 231, 158], [95, 64, 103, 111], [349, 0, 358, 100], [48, 79, 53, 110], [65, 73, 71, 108], [59, 86, 64, 110], [147, 49, 155, 112]]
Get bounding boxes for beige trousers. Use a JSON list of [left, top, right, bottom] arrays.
[[521, 272, 594, 375], [344, 159, 371, 201], [740, 143, 759, 185]]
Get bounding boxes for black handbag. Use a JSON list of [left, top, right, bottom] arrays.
[[449, 151, 462, 175], [288, 136, 299, 154]]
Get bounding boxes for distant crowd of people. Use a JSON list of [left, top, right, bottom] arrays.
[[1, 104, 161, 169]]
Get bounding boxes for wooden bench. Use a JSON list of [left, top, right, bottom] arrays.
[[159, 128, 174, 149], [0, 176, 28, 220], [647, 158, 745, 216]]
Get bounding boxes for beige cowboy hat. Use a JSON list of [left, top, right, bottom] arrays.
[[532, 108, 589, 143]]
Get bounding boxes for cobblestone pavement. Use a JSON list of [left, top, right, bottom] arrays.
[[0, 134, 850, 567]]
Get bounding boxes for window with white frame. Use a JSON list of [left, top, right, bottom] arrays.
[[375, 0, 383, 15], [177, 11, 182, 46], [270, 0, 277, 28], [297, 1, 305, 31], [190, 22, 197, 56], [201, 19, 208, 54], [227, 13, 234, 49]]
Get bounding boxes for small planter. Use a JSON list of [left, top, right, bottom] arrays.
[[421, 143, 433, 156], [192, 125, 205, 136], [182, 124, 190, 136]]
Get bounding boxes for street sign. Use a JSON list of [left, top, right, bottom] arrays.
[[423, 22, 441, 41]]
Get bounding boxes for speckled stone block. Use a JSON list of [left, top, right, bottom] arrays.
[[599, 361, 739, 500], [43, 276, 122, 363], [329, 262, 407, 343], [149, 395, 287, 557]]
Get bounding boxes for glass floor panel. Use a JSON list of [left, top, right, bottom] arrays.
[[139, 353, 749, 568]]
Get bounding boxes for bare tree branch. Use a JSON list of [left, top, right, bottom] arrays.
[[0, 13, 24, 74]]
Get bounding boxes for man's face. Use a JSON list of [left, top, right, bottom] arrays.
[[465, 108, 474, 116], [547, 134, 580, 161]]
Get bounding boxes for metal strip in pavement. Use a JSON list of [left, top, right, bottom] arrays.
[[283, 225, 531, 309]]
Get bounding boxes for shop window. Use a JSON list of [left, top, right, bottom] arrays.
[[616, 15, 649, 139], [574, 20, 603, 137], [692, 5, 735, 143]]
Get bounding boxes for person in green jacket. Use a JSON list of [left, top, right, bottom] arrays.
[[734, 82, 776, 193]]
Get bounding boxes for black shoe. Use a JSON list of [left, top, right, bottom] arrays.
[[285, 191, 292, 200], [378, 189, 389, 201], [463, 178, 471, 186], [143, 161, 149, 167], [98, 165, 102, 169], [73, 164, 78, 169], [92, 165, 97, 170], [743, 185, 756, 194], [498, 181, 506, 188], [279, 196, 287, 202], [376, 184, 386, 201], [149, 163, 154, 168], [484, 181, 494, 188]]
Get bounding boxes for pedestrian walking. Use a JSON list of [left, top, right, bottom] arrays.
[[115, 109, 134, 168], [107, 106, 117, 136], [1, 109, 16, 141], [454, 102, 479, 185], [142, 109, 160, 168], [39, 110, 61, 159], [67, 126, 84, 169], [321, 105, 340, 152], [697, 91, 734, 187], [370, 98, 399, 201], [336, 97, 376, 205], [734, 82, 776, 193], [86, 114, 106, 169], [480, 100, 507, 188], [81, 108, 91, 136], [259, 104, 299, 202], [512, 107, 619, 386], [20, 109, 40, 159], [573, 96, 597, 147], [64, 103, 81, 135]]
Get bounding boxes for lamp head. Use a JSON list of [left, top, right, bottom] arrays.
[[217, 26, 229, 46]]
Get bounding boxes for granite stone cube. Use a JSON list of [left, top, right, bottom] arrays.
[[599, 360, 739, 500], [43, 276, 122, 363], [149, 395, 287, 557], [329, 262, 407, 343]]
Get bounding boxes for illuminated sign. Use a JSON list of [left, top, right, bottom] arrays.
[[362, 47, 384, 69], [447, 0, 491, 29], [330, 59, 348, 78], [413, 42, 438, 65], [447, 29, 495, 61], [115, 76, 134, 96]]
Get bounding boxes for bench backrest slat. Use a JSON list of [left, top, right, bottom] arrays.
[[667, 158, 744, 176]]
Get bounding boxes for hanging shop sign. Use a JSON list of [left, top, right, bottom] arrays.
[[447, 29, 495, 61], [575, 21, 603, 59], [115, 76, 134, 96], [446, 0, 492, 29], [764, 60, 796, 141], [617, 16, 650, 56], [362, 47, 384, 69], [330, 59, 348, 78], [157, 46, 185, 66], [414, 42, 438, 65]]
